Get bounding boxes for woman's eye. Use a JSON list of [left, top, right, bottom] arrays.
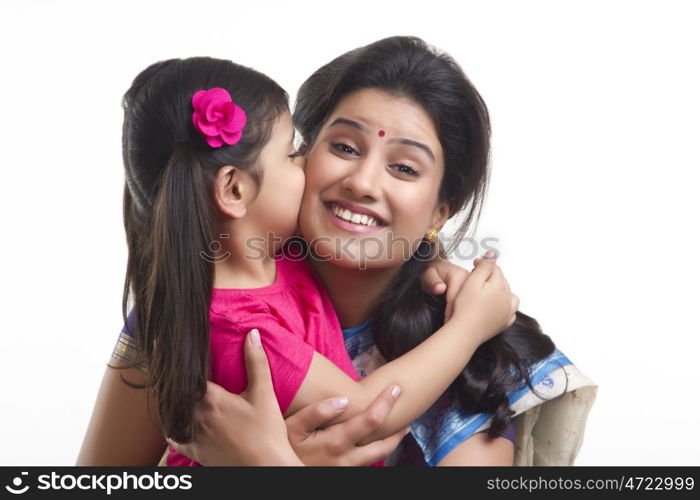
[[288, 151, 303, 159], [392, 163, 419, 176], [331, 141, 359, 156]]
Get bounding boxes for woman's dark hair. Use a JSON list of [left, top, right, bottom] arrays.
[[293, 36, 556, 437], [121, 57, 288, 442]]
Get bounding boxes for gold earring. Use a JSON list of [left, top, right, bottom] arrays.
[[425, 227, 439, 244]]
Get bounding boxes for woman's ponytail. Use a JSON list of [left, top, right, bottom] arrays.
[[371, 252, 556, 438]]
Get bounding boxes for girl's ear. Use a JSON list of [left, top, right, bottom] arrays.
[[213, 165, 254, 219]]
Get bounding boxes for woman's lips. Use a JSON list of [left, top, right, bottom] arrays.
[[324, 202, 387, 234]]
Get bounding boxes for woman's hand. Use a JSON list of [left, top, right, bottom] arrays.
[[167, 330, 302, 466], [286, 385, 409, 466], [168, 329, 405, 466], [449, 252, 519, 344]]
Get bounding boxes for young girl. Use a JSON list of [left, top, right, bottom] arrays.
[[119, 56, 518, 466]]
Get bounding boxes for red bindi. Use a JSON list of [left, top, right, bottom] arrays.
[[378, 130, 386, 137]]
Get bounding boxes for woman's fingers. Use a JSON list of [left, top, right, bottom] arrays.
[[285, 385, 401, 465], [242, 329, 276, 408], [165, 437, 196, 462], [346, 427, 409, 466], [284, 396, 350, 441], [345, 385, 402, 445]]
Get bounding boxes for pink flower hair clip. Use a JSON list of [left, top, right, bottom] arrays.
[[191, 87, 247, 148]]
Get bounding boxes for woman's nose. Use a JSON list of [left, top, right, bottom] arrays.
[[341, 157, 382, 200]]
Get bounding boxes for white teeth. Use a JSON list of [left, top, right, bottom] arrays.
[[330, 203, 381, 227]]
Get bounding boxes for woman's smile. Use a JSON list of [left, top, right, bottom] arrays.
[[324, 200, 388, 234]]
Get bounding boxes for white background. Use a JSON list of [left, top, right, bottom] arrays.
[[1, 0, 698, 465]]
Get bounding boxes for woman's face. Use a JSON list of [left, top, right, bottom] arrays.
[[298, 88, 449, 269]]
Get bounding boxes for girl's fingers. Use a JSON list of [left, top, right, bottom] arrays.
[[444, 267, 471, 321], [486, 264, 505, 284], [444, 299, 455, 322], [420, 266, 447, 295], [470, 252, 498, 284]]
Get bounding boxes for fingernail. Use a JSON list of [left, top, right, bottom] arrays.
[[249, 329, 261, 347], [483, 250, 496, 259], [434, 283, 446, 293], [331, 397, 349, 410], [391, 385, 402, 398]]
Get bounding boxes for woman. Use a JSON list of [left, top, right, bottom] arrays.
[[79, 36, 596, 466]]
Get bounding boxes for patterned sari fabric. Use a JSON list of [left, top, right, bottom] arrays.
[[344, 320, 598, 466], [114, 318, 597, 466]]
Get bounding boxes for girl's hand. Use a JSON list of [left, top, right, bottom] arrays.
[[421, 259, 471, 322], [449, 252, 519, 344]]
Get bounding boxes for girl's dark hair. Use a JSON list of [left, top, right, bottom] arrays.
[[121, 57, 288, 442], [293, 36, 556, 438]]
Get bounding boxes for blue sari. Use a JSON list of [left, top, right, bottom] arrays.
[[343, 320, 597, 466]]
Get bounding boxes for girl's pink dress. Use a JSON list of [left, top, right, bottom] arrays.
[[167, 252, 359, 466]]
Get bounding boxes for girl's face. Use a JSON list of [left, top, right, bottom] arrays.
[[247, 110, 305, 247], [299, 88, 449, 269]]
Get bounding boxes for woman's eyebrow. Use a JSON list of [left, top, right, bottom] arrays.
[[387, 137, 435, 162], [329, 117, 435, 161], [329, 117, 369, 132]]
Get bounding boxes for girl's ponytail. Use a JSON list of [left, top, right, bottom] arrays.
[[139, 144, 214, 443]]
